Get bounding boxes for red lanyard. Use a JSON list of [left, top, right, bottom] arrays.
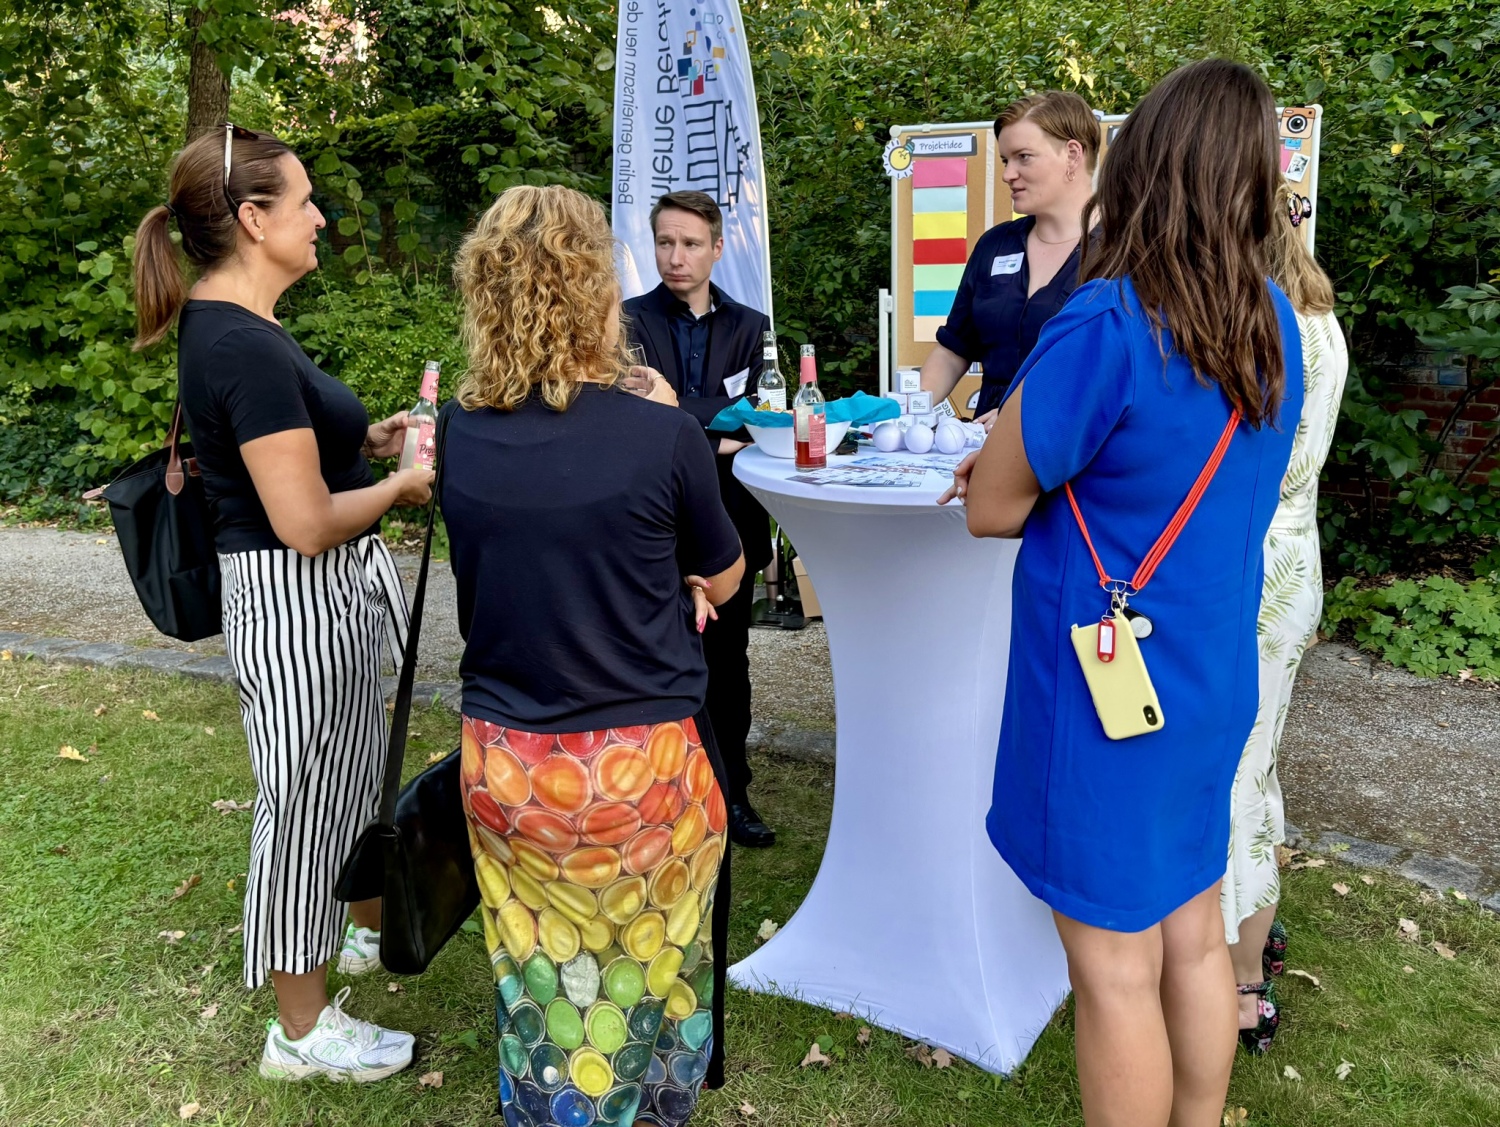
[[1064, 410, 1241, 597]]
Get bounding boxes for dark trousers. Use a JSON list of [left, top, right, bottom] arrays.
[[701, 570, 755, 806]]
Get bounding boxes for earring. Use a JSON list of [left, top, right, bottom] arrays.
[[1066, 168, 1076, 182], [258, 235, 265, 242]]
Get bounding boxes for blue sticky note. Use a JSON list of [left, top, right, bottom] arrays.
[[913, 290, 957, 317]]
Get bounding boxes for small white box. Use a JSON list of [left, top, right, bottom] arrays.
[[934, 398, 958, 419], [894, 369, 922, 394], [913, 412, 939, 429], [907, 390, 934, 414], [882, 390, 908, 412]]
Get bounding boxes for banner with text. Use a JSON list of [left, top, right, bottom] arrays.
[[612, 0, 772, 320]]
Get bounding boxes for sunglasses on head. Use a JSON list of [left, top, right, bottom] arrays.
[[222, 122, 258, 218]]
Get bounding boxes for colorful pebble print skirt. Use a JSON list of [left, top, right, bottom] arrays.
[[461, 714, 730, 1127]]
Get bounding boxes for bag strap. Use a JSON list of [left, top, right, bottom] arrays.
[[1064, 409, 1240, 597], [375, 404, 452, 828], [164, 401, 188, 496]]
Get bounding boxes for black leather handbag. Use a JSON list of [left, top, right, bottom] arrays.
[[335, 406, 480, 974], [84, 402, 222, 642]]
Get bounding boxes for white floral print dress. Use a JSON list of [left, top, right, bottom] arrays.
[[1221, 309, 1349, 943]]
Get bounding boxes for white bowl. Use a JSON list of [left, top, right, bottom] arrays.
[[744, 420, 852, 459]]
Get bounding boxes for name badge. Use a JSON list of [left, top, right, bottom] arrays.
[[991, 253, 1024, 276], [724, 368, 749, 397]]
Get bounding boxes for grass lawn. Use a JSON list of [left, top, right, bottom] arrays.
[[1, 658, 1498, 1126]]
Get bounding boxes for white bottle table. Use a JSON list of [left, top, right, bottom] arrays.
[[728, 446, 1068, 1074]]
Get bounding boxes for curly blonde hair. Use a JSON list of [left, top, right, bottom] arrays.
[[454, 185, 627, 412]]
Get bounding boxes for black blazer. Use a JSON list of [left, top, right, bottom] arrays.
[[624, 282, 773, 573]]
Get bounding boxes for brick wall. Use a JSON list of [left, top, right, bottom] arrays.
[[1324, 348, 1500, 502]]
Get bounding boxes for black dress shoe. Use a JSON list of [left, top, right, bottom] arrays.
[[728, 803, 776, 848]]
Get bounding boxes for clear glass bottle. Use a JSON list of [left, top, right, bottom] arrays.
[[756, 330, 787, 411], [793, 344, 827, 470], [398, 360, 441, 470]]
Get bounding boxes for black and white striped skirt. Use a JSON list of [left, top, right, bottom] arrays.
[[219, 534, 408, 989]]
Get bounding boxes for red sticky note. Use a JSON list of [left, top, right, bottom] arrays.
[[912, 158, 968, 188], [913, 238, 969, 265]]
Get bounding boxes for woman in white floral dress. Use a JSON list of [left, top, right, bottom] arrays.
[[1221, 204, 1349, 1053]]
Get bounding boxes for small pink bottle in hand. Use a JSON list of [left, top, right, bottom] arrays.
[[399, 360, 441, 470]]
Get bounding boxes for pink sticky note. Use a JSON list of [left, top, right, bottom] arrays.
[[912, 158, 968, 188]]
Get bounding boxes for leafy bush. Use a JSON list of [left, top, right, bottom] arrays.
[[0, 389, 104, 524], [1323, 574, 1500, 680]]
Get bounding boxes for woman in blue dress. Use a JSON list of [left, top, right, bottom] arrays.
[[941, 60, 1303, 1125]]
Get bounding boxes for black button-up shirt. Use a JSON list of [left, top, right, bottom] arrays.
[[936, 216, 1084, 418], [666, 294, 717, 398]]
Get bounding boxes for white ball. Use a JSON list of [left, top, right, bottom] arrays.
[[933, 422, 965, 455], [873, 421, 903, 452], [904, 423, 934, 454]]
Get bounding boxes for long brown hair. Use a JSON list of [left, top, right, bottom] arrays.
[[1082, 59, 1285, 427], [453, 185, 627, 413], [132, 126, 294, 350], [1267, 192, 1335, 316]]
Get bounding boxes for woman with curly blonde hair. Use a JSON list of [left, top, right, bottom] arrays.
[[441, 184, 745, 1126]]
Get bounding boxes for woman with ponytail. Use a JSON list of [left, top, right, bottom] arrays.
[[134, 125, 433, 1082]]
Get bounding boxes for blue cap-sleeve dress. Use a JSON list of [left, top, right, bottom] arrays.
[[988, 277, 1305, 932]]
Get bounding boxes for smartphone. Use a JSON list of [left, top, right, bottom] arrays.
[[1069, 614, 1165, 740]]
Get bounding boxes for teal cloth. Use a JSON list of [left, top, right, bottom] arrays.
[[708, 390, 900, 431]]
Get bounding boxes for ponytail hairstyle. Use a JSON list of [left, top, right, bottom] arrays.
[[1266, 189, 1335, 317], [133, 125, 294, 350], [1081, 59, 1286, 427]]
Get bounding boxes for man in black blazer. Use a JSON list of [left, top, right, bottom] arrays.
[[624, 190, 776, 848]]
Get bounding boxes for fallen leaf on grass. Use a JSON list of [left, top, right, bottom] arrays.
[[1360, 875, 1376, 886], [1452, 890, 1469, 901], [142, 710, 160, 721], [1, 650, 12, 661], [1223, 1110, 1249, 1127], [1458, 668, 1473, 682], [178, 1102, 200, 1120], [1333, 882, 1350, 896], [203, 726, 215, 736], [1276, 846, 1303, 865], [226, 880, 235, 891], [1402, 965, 1415, 974], [419, 1071, 444, 1088], [1283, 1065, 1302, 1081], [227, 925, 243, 935], [833, 1011, 853, 1021], [1336, 1059, 1355, 1081], [755, 919, 779, 943], [212, 799, 252, 814], [1397, 918, 1421, 942], [856, 1026, 871, 1046], [171, 875, 202, 900], [800, 1042, 832, 1068], [93, 704, 107, 717], [388, 982, 404, 993], [200, 1003, 219, 1020], [931, 1048, 953, 1069], [905, 1044, 933, 1068], [57, 745, 88, 762], [1432, 941, 1456, 960], [1286, 969, 1322, 989], [739, 1102, 758, 1118], [426, 751, 445, 765], [1290, 856, 1327, 870], [159, 930, 187, 944]]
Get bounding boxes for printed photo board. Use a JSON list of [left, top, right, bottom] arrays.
[[885, 105, 1324, 393]]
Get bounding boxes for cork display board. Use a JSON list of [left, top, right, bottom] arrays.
[[886, 124, 1013, 373]]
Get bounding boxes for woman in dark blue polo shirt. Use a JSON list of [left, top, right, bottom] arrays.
[[920, 91, 1099, 423]]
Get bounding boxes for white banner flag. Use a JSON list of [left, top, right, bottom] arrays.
[[611, 0, 773, 321]]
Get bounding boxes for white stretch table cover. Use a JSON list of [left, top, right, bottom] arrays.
[[728, 447, 1069, 1073]]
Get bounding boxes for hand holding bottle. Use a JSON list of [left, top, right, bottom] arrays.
[[388, 465, 436, 507], [363, 411, 412, 459]]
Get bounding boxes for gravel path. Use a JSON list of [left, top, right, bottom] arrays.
[[4, 526, 1496, 899]]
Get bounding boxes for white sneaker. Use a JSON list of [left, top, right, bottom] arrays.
[[259, 987, 415, 1082], [336, 924, 382, 975]]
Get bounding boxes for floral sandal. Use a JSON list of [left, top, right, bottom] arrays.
[[1263, 917, 1287, 978], [1237, 979, 1281, 1054]]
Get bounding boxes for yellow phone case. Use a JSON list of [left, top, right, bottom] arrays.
[[1069, 613, 1166, 740]]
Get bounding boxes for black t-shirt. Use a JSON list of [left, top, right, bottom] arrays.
[[177, 300, 378, 553], [936, 216, 1084, 417], [439, 384, 743, 733]]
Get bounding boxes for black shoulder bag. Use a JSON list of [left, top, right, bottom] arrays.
[[335, 404, 480, 974], [84, 402, 222, 642]]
